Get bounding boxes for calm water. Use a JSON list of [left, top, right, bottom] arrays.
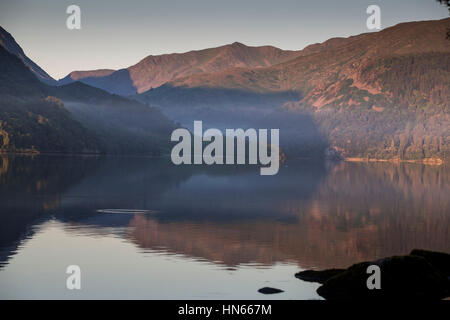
[[0, 155, 449, 299]]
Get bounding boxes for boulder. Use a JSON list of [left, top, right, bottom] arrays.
[[410, 249, 450, 277], [317, 255, 449, 300], [258, 287, 284, 294], [295, 269, 345, 284]]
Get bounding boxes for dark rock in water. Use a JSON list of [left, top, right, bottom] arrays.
[[295, 269, 345, 284], [258, 287, 284, 294], [317, 255, 449, 300], [410, 249, 450, 277]]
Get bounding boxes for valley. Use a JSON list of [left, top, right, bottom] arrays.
[[0, 18, 449, 161]]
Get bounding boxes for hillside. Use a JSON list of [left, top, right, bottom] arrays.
[[0, 26, 56, 85], [51, 81, 176, 154], [59, 42, 301, 95], [140, 18, 450, 161], [1, 19, 448, 160], [0, 47, 100, 153], [58, 69, 116, 85], [0, 43, 175, 155]]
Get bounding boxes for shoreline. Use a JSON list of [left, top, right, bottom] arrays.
[[0, 151, 446, 165], [0, 151, 172, 158], [344, 157, 444, 165]]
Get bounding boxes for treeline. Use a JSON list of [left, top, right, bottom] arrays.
[[0, 96, 101, 153], [361, 52, 450, 106], [314, 104, 449, 161], [300, 52, 450, 161], [0, 46, 176, 155]]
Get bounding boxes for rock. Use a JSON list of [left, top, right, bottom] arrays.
[[324, 147, 343, 161], [410, 249, 450, 277], [316, 255, 449, 300], [258, 287, 284, 294], [295, 269, 345, 284]]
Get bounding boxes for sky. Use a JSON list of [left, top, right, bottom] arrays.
[[0, 0, 448, 79]]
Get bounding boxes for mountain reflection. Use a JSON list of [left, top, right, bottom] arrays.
[[125, 162, 449, 269], [0, 155, 101, 266], [0, 155, 449, 270]]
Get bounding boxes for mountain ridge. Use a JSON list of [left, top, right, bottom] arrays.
[[58, 69, 116, 85], [139, 18, 450, 161], [1, 18, 448, 161], [0, 26, 56, 85], [164, 18, 450, 93], [59, 42, 301, 95]]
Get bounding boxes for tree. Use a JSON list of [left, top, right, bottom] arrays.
[[436, 0, 450, 39]]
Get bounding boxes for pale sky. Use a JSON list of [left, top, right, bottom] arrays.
[[0, 0, 447, 79]]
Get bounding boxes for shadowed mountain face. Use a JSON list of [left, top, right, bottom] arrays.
[[59, 42, 301, 95], [0, 47, 101, 153], [0, 44, 176, 155], [59, 69, 137, 97], [0, 26, 56, 85], [50, 81, 176, 155], [140, 18, 450, 161]]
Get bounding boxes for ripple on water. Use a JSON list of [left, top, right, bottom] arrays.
[[96, 209, 159, 214]]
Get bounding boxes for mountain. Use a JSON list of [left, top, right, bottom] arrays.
[[0, 46, 100, 153], [165, 19, 450, 93], [0, 39, 175, 155], [51, 81, 176, 154], [0, 26, 56, 85], [59, 42, 301, 95], [140, 18, 450, 161], [58, 69, 116, 85], [2, 19, 448, 160]]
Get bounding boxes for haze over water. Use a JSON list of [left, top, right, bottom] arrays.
[[0, 155, 448, 299]]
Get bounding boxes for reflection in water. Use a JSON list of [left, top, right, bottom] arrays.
[[0, 155, 449, 298], [0, 156, 8, 176], [124, 161, 449, 269], [0, 155, 100, 267], [96, 209, 159, 214]]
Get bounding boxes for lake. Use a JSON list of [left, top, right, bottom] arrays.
[[0, 155, 448, 299]]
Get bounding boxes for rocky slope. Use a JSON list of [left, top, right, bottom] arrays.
[[59, 42, 301, 95], [141, 18, 450, 161]]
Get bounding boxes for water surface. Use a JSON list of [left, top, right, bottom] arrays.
[[0, 155, 448, 299]]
